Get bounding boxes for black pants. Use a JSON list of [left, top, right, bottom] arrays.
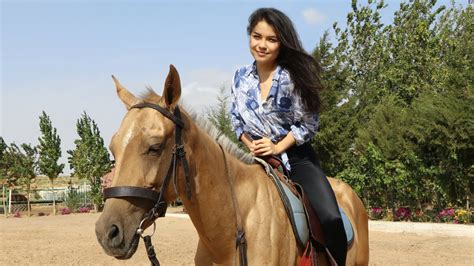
[[286, 143, 347, 265]]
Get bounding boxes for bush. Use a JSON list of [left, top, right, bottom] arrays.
[[60, 207, 71, 215], [370, 207, 384, 220], [395, 207, 412, 221], [454, 209, 471, 224], [78, 206, 90, 213], [63, 186, 82, 212], [436, 208, 455, 223], [411, 210, 433, 222]]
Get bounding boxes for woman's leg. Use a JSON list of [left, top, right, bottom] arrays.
[[289, 159, 347, 265]]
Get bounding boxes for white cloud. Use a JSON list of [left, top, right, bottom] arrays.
[[302, 8, 326, 25], [181, 68, 233, 113]]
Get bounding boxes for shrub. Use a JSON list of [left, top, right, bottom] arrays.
[[411, 210, 433, 222], [454, 209, 471, 224], [60, 207, 71, 215], [436, 208, 455, 223], [78, 206, 90, 213], [63, 186, 82, 212], [395, 207, 412, 221], [370, 207, 384, 220]]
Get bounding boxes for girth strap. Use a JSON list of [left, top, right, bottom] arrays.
[[236, 229, 248, 266]]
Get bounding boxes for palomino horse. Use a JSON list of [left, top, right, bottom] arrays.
[[95, 65, 369, 265]]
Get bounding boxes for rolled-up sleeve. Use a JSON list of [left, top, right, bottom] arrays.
[[229, 71, 244, 140], [290, 90, 320, 146]]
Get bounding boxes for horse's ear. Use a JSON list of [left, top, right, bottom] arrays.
[[112, 75, 138, 109], [162, 64, 181, 108]]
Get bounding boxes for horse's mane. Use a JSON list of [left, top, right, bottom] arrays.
[[140, 89, 254, 165]]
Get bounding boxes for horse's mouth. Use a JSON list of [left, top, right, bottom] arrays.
[[114, 233, 140, 260]]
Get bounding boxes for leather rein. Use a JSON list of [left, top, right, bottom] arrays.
[[102, 102, 248, 266]]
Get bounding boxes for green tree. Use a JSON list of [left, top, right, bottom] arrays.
[[5, 143, 38, 216], [0, 137, 8, 216], [68, 112, 112, 212], [37, 111, 64, 215], [313, 0, 473, 212], [206, 85, 242, 147], [17, 144, 38, 217]]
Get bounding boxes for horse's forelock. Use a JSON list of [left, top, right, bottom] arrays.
[[139, 87, 162, 104]]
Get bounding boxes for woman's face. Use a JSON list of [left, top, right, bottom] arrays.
[[249, 20, 281, 66]]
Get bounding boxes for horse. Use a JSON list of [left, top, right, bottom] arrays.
[[95, 65, 369, 265]]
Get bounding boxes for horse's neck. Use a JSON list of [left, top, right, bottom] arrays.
[[179, 126, 259, 261]]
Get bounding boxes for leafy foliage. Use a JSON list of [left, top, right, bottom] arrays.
[[37, 111, 64, 215], [206, 86, 243, 149], [37, 111, 64, 181], [312, 0, 473, 211], [67, 112, 112, 210]]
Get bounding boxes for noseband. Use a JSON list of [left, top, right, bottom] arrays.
[[103, 102, 192, 266]]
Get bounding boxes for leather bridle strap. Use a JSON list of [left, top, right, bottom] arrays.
[[132, 102, 184, 128], [218, 144, 247, 266], [172, 107, 192, 199], [103, 186, 161, 202]]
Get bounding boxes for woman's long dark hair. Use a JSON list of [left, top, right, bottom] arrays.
[[247, 8, 323, 113]]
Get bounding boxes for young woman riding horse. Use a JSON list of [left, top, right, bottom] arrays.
[[230, 8, 347, 265]]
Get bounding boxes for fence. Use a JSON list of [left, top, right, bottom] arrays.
[[0, 182, 92, 214]]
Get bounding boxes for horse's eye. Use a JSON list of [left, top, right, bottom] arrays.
[[147, 144, 163, 156]]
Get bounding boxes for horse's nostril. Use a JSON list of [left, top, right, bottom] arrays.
[[108, 224, 120, 240]]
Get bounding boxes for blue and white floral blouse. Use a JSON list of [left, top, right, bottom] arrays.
[[229, 62, 320, 170]]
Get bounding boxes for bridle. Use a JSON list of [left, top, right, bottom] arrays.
[[102, 102, 248, 266], [103, 102, 192, 266]]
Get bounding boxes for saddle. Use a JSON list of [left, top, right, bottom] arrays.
[[254, 157, 353, 266]]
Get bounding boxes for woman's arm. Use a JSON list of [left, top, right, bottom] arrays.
[[253, 132, 296, 156]]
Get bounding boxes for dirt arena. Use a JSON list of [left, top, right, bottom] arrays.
[[1, 208, 473, 265]]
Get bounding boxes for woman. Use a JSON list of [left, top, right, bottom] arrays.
[[230, 8, 347, 265]]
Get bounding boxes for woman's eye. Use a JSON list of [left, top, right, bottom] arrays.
[[252, 35, 261, 39]]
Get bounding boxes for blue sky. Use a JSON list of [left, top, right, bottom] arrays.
[[1, 0, 452, 174]]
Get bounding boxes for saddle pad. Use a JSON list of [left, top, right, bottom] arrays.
[[280, 177, 354, 247], [254, 157, 353, 247]]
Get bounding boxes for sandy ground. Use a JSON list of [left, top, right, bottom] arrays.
[[1, 209, 473, 265]]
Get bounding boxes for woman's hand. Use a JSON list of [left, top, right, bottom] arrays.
[[253, 137, 279, 156]]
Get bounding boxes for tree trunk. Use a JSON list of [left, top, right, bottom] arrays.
[[27, 184, 31, 217], [8, 187, 12, 214], [2, 185, 6, 218], [51, 179, 56, 215]]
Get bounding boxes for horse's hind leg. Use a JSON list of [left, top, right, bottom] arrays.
[[194, 240, 214, 266]]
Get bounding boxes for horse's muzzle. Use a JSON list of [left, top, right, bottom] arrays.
[[95, 220, 140, 259]]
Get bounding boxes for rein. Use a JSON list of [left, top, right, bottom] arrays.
[[103, 103, 191, 266], [218, 144, 248, 266]]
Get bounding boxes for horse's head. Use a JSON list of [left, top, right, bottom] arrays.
[[95, 65, 186, 259]]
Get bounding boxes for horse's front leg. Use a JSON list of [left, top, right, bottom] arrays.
[[194, 239, 214, 266]]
